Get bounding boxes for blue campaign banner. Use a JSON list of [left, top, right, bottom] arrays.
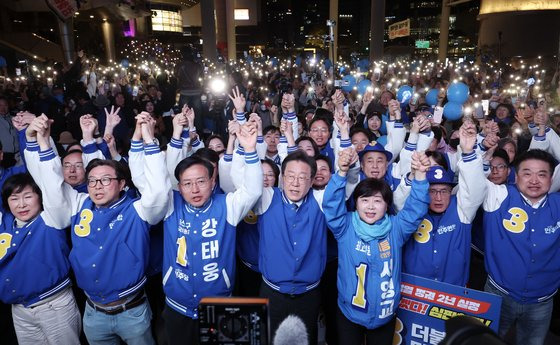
[[394, 273, 502, 345]]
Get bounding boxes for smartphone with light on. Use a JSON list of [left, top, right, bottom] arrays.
[[433, 106, 444, 124]]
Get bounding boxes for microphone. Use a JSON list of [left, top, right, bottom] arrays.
[[273, 315, 308, 345]]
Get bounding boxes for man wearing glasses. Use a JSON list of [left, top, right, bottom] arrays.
[[253, 150, 327, 344], [161, 115, 263, 345], [24, 113, 170, 345], [399, 122, 487, 287]]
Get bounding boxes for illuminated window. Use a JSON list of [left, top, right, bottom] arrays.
[[151, 10, 182, 32], [235, 9, 250, 20]]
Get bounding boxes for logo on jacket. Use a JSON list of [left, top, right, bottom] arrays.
[[379, 239, 391, 259]]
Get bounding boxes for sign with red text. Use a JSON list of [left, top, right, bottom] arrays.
[[393, 274, 502, 345], [389, 19, 410, 40]]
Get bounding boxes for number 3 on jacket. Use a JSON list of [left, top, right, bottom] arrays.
[[414, 219, 433, 243], [352, 263, 368, 309], [74, 209, 94, 237], [502, 207, 528, 233]]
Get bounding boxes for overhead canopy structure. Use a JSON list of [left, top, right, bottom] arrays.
[[479, 0, 560, 15]]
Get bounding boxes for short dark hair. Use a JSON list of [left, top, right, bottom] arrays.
[[263, 125, 280, 136], [513, 149, 556, 175], [85, 159, 128, 181], [262, 159, 280, 187], [491, 149, 510, 166], [281, 151, 317, 179], [193, 148, 220, 166], [308, 116, 331, 133], [315, 154, 332, 173], [62, 149, 83, 162], [2, 173, 42, 212], [350, 127, 373, 142], [295, 136, 320, 157], [426, 151, 449, 171], [432, 126, 443, 143], [497, 138, 517, 161], [352, 178, 393, 210], [175, 156, 215, 181]]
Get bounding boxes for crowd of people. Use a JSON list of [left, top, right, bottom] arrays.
[[0, 45, 560, 345]]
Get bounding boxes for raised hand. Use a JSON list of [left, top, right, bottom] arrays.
[[248, 112, 263, 136], [30, 114, 53, 150], [281, 93, 295, 113], [172, 111, 188, 139], [388, 99, 401, 120], [237, 122, 258, 151], [270, 104, 279, 126], [80, 114, 98, 141], [411, 151, 430, 180], [139, 112, 156, 143], [228, 119, 240, 137], [104, 105, 122, 134], [13, 111, 35, 131], [333, 89, 345, 112], [185, 106, 195, 129], [459, 121, 477, 154], [229, 86, 246, 114], [337, 147, 358, 175]]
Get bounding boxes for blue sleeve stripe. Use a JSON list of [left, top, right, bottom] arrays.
[[191, 138, 201, 147], [82, 143, 98, 154], [462, 152, 477, 162], [283, 111, 296, 120], [244, 151, 259, 164], [236, 147, 245, 156], [223, 154, 233, 162], [39, 148, 56, 161], [236, 112, 246, 121], [534, 135, 546, 141], [130, 140, 143, 148], [287, 145, 297, 153], [169, 138, 183, 149], [477, 143, 488, 152], [528, 123, 537, 128], [26, 140, 39, 151], [405, 175, 412, 186], [394, 122, 404, 128], [144, 143, 160, 155], [340, 139, 351, 148], [257, 135, 264, 143], [181, 129, 190, 139], [405, 142, 417, 151], [279, 136, 287, 144]]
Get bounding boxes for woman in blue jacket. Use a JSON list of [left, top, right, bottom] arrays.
[[0, 173, 81, 344], [322, 148, 430, 345]]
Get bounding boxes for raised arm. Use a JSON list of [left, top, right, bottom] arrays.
[[166, 109, 190, 188], [225, 121, 264, 225], [323, 147, 358, 239], [394, 151, 430, 244], [24, 115, 83, 228], [456, 121, 487, 223], [130, 112, 172, 225]]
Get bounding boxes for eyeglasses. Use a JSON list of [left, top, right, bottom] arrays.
[[87, 177, 119, 187], [429, 189, 451, 196], [284, 174, 310, 184], [490, 164, 507, 172], [309, 128, 329, 134], [63, 162, 84, 170], [180, 179, 210, 190]]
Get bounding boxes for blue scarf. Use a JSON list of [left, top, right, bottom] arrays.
[[352, 212, 391, 243]]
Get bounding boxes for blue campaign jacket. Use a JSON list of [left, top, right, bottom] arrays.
[[323, 173, 429, 329], [0, 213, 71, 306], [258, 189, 327, 294], [484, 185, 560, 303], [403, 197, 472, 286], [70, 195, 151, 303], [163, 192, 237, 318]]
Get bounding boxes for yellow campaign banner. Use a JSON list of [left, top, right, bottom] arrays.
[[388, 19, 410, 40]]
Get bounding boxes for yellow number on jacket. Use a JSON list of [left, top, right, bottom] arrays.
[[351, 263, 368, 309], [502, 207, 528, 234], [74, 209, 93, 237], [414, 219, 433, 244]]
